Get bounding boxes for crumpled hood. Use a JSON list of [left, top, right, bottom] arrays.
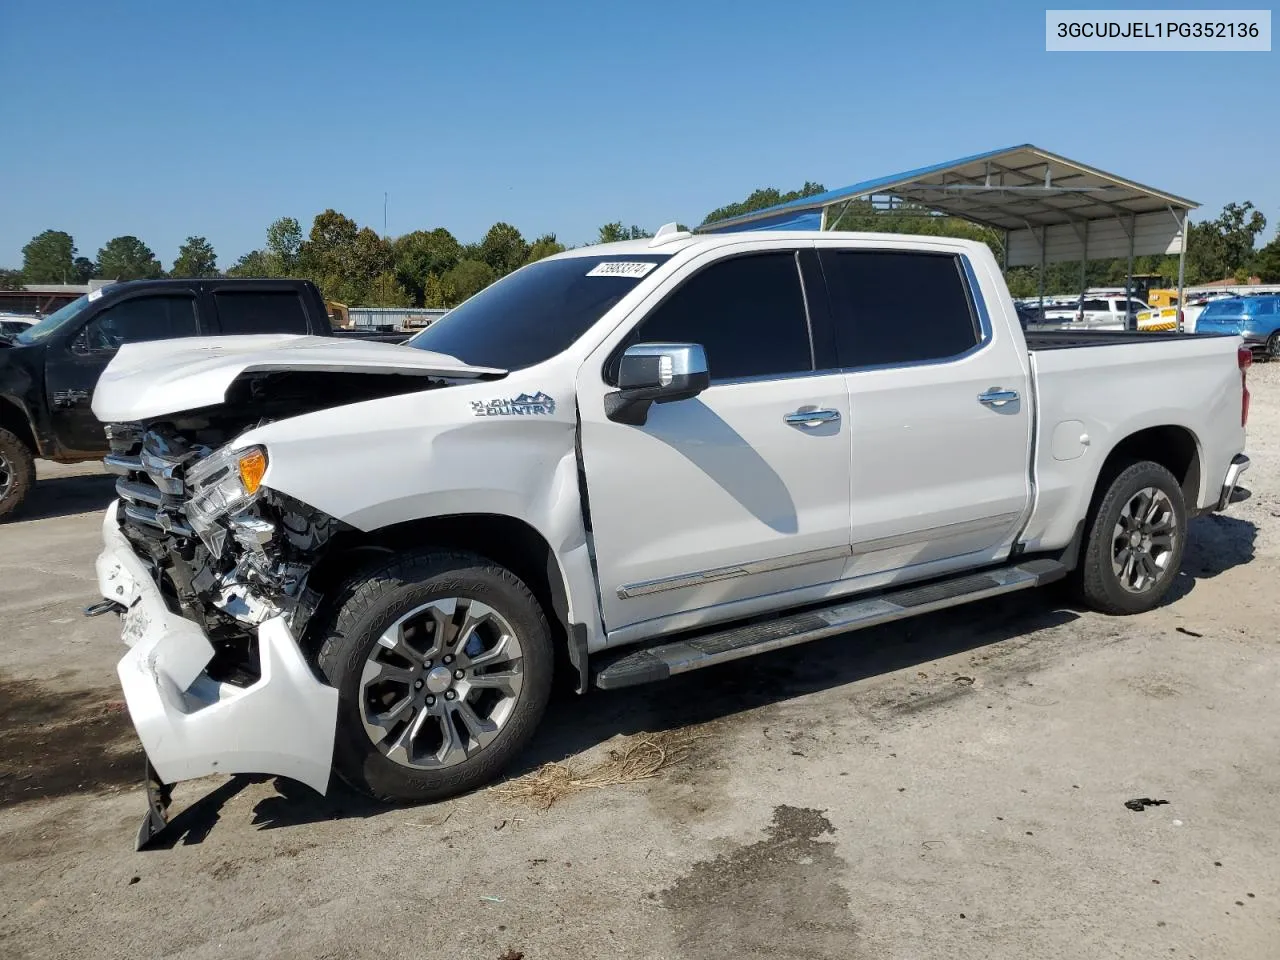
[[91, 334, 505, 422]]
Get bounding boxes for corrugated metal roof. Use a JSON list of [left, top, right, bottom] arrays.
[[699, 144, 1198, 233]]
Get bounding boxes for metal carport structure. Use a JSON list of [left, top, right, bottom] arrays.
[[698, 144, 1199, 325]]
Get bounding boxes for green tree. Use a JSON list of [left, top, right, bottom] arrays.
[[596, 222, 651, 243], [265, 216, 303, 275], [96, 236, 163, 280], [1184, 201, 1267, 284], [367, 271, 413, 307], [227, 249, 270, 277], [701, 182, 826, 226], [71, 256, 96, 282], [0, 268, 24, 290], [422, 272, 455, 308], [479, 222, 528, 276], [299, 210, 392, 303], [1252, 234, 1280, 283], [443, 259, 496, 304], [21, 229, 76, 283], [393, 228, 462, 304], [171, 236, 219, 277], [525, 233, 566, 263]]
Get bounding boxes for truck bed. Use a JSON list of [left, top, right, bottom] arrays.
[[1024, 330, 1228, 351]]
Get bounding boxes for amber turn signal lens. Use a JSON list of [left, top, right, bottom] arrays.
[[238, 448, 268, 495]]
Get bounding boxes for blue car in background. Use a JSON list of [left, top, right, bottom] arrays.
[[1196, 295, 1280, 359]]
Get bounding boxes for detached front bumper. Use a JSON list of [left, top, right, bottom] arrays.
[[95, 502, 338, 794]]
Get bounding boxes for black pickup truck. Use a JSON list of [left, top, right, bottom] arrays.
[[0, 277, 407, 517]]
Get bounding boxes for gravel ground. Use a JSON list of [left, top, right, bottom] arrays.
[[1, 364, 1277, 960]]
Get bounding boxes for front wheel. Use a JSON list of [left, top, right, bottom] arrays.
[[316, 550, 554, 803], [1266, 332, 1280, 361], [1076, 460, 1187, 615], [0, 428, 36, 520]]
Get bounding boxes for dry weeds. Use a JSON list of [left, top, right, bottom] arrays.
[[494, 728, 706, 809]]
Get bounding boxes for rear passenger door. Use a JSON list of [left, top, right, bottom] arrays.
[[816, 245, 1032, 580]]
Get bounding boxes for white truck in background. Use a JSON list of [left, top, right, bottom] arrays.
[[87, 227, 1252, 845]]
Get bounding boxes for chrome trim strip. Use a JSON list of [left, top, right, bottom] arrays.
[[115, 478, 162, 506], [850, 513, 1022, 556], [103, 453, 141, 476], [123, 503, 194, 538], [617, 544, 851, 599]]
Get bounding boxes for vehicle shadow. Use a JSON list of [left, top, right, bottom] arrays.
[[176, 516, 1258, 840], [8, 473, 115, 523], [1161, 512, 1257, 606], [231, 590, 1082, 836]]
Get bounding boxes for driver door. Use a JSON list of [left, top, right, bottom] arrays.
[[576, 244, 854, 641], [46, 291, 201, 453]]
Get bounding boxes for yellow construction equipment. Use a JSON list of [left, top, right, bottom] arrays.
[[326, 300, 350, 328]]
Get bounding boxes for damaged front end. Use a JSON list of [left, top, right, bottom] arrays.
[[96, 410, 354, 844], [106, 420, 341, 660]]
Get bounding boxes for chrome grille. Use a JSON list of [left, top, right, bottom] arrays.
[[106, 429, 196, 539]]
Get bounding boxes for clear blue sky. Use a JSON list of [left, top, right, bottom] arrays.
[[1, 0, 1276, 269]]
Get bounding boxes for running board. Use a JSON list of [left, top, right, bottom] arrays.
[[593, 559, 1066, 690]]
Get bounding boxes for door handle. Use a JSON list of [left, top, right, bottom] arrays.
[[977, 389, 1019, 407], [784, 408, 841, 428]]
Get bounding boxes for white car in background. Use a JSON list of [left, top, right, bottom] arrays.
[[1042, 296, 1147, 330]]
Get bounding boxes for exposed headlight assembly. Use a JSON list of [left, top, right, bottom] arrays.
[[185, 444, 269, 548]]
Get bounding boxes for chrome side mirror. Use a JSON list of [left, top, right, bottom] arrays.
[[606, 342, 710, 425]]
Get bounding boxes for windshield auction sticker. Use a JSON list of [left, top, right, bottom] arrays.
[[586, 261, 658, 278], [1046, 10, 1271, 50]]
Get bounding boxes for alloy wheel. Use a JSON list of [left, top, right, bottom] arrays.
[[358, 597, 524, 769], [1111, 486, 1177, 593], [0, 450, 12, 506]]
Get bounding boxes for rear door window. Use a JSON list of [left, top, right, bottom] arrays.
[[213, 290, 310, 335], [1202, 300, 1247, 319], [819, 250, 980, 367]]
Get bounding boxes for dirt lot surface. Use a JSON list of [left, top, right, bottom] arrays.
[[2, 367, 1278, 960]]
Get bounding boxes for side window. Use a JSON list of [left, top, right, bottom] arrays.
[[627, 252, 813, 381], [213, 291, 310, 335], [822, 251, 979, 367], [80, 296, 198, 352], [1081, 299, 1109, 312]]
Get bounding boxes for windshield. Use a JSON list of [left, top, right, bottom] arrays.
[[405, 254, 670, 370], [14, 295, 93, 345]]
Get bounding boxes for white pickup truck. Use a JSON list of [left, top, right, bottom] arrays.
[[89, 227, 1252, 845]]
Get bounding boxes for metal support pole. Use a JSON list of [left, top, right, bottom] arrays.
[[1077, 222, 1089, 317], [1002, 229, 1009, 273], [1038, 227, 1046, 316], [1176, 211, 1188, 331], [1126, 215, 1136, 329]]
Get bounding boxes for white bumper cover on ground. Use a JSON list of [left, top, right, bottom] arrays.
[[96, 503, 338, 793]]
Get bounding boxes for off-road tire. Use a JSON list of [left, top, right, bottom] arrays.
[[0, 428, 36, 520], [1076, 460, 1187, 615], [316, 549, 554, 803]]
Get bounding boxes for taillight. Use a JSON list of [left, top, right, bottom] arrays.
[[1239, 344, 1251, 427]]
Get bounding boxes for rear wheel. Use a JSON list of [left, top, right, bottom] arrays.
[[0, 428, 36, 520], [316, 549, 554, 803], [1076, 460, 1186, 615], [1266, 332, 1280, 361]]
